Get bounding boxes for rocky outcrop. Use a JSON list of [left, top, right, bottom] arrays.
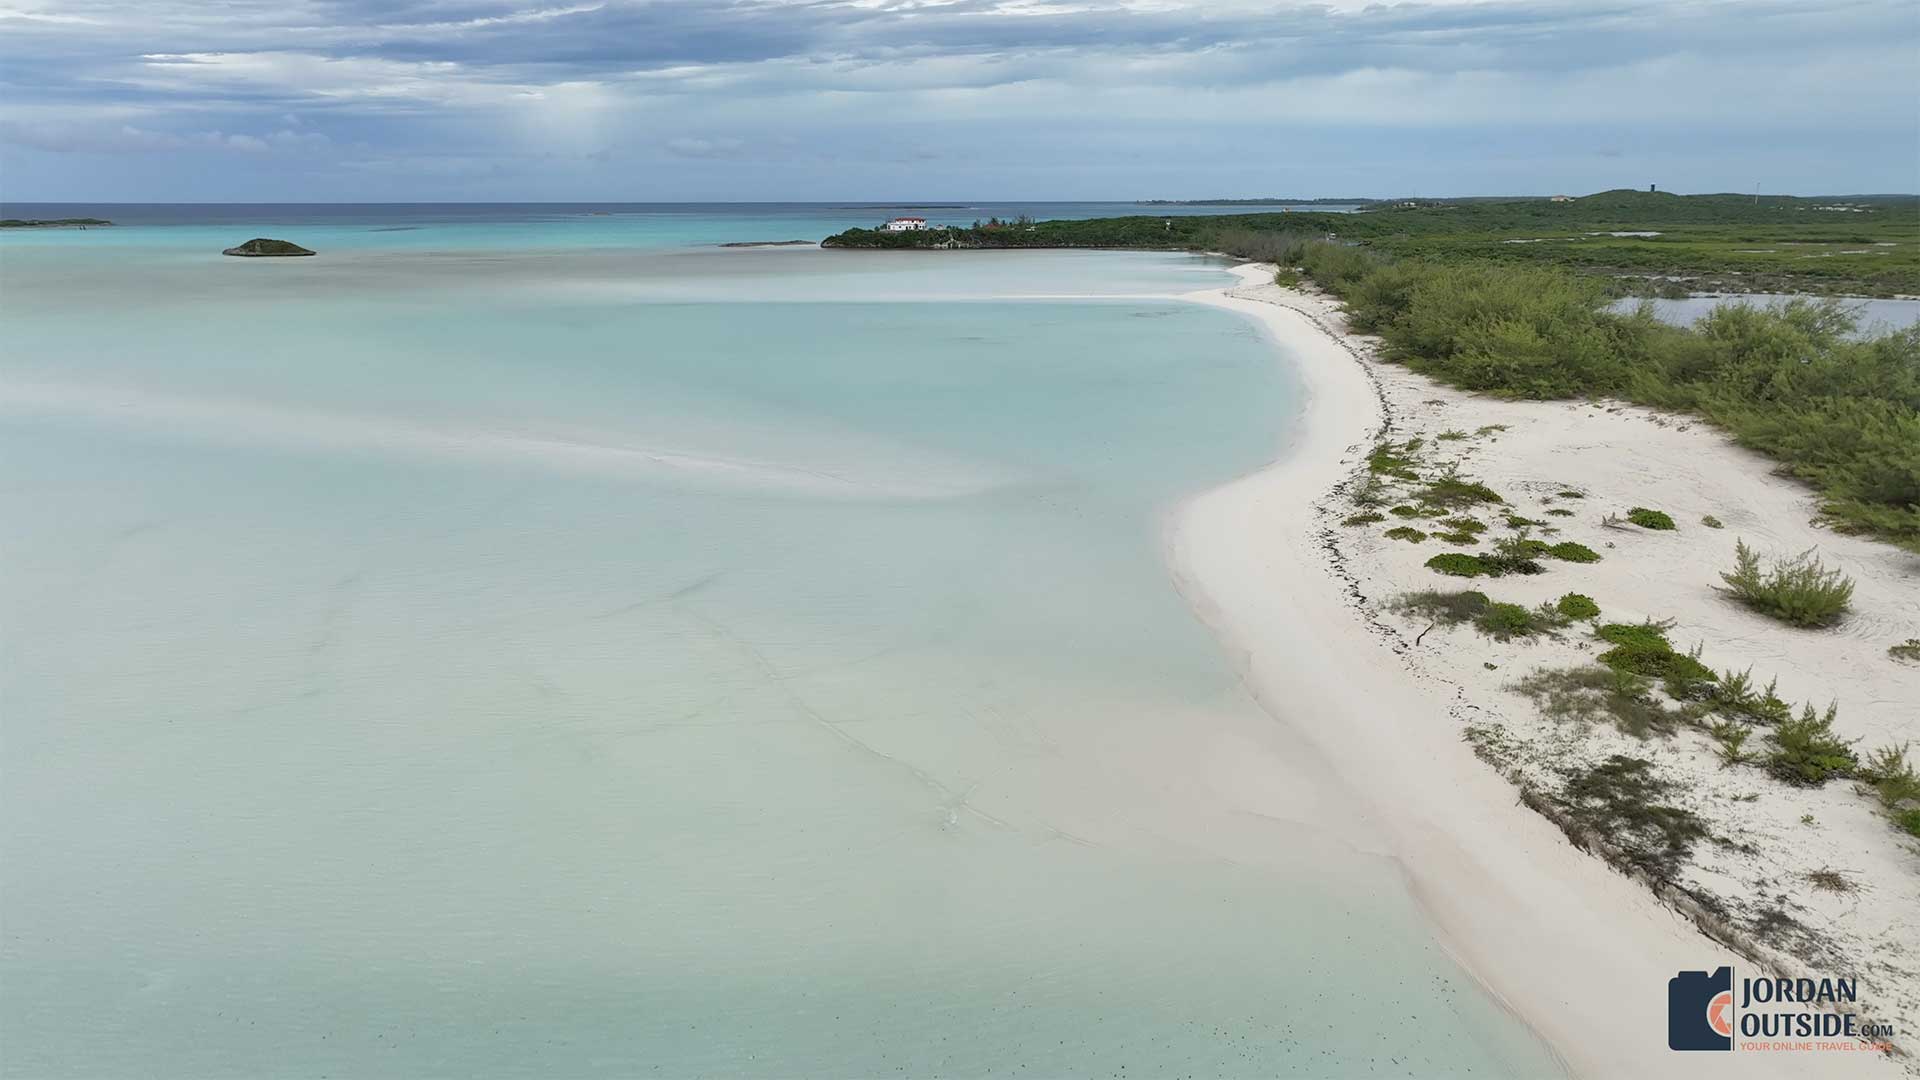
[[222, 238, 315, 257]]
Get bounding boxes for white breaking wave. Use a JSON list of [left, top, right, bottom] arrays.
[[0, 379, 1004, 500]]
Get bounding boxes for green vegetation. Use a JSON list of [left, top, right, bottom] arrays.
[[1892, 639, 1920, 663], [1702, 514, 1724, 529], [1475, 601, 1572, 641], [1556, 755, 1710, 877], [1420, 476, 1504, 508], [1384, 526, 1428, 542], [1367, 440, 1422, 480], [1440, 517, 1488, 535], [1703, 668, 1791, 726], [1766, 703, 1857, 786], [1594, 621, 1716, 684], [1479, 536, 1547, 576], [1718, 539, 1855, 627], [1546, 508, 1576, 517], [1555, 490, 1586, 499], [1860, 745, 1920, 812], [1425, 552, 1489, 577], [1555, 593, 1601, 619], [1547, 541, 1601, 563], [1709, 719, 1755, 765], [1504, 514, 1548, 529], [1435, 529, 1480, 544], [1626, 507, 1677, 530], [1394, 589, 1491, 625], [1341, 511, 1385, 526], [827, 193, 1920, 550], [1512, 665, 1685, 738]]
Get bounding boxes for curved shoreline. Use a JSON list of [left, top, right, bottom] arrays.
[[1165, 264, 1893, 1079]]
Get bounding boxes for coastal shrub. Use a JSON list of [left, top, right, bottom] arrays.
[[1702, 514, 1725, 529], [1859, 745, 1920, 810], [1511, 665, 1684, 738], [1421, 476, 1504, 508], [1389, 504, 1422, 518], [1627, 507, 1677, 530], [1393, 589, 1491, 625], [1479, 536, 1547, 576], [1709, 719, 1754, 765], [1705, 668, 1790, 726], [1438, 429, 1469, 441], [1766, 703, 1857, 786], [1367, 441, 1422, 480], [1547, 508, 1576, 516], [1341, 512, 1386, 526], [1595, 621, 1717, 684], [1896, 809, 1920, 840], [1719, 540, 1855, 627], [1426, 553, 1490, 577], [1273, 267, 1303, 288], [1384, 526, 1428, 542], [1555, 490, 1586, 499], [1436, 529, 1480, 544], [1557, 755, 1710, 877], [1505, 514, 1548, 529], [1892, 640, 1920, 663], [1474, 601, 1571, 641], [1555, 593, 1601, 619], [1547, 541, 1601, 563], [1439, 517, 1487, 535]]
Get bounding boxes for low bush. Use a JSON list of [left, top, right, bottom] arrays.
[[1555, 593, 1601, 619], [1558, 755, 1710, 877], [1505, 514, 1548, 529], [1440, 517, 1487, 535], [1896, 808, 1920, 839], [1426, 552, 1490, 577], [1595, 621, 1717, 684], [1892, 639, 1920, 663], [1555, 489, 1585, 499], [1393, 589, 1491, 625], [1547, 508, 1576, 517], [1627, 507, 1677, 530], [1421, 476, 1504, 508], [1719, 539, 1855, 627], [1547, 541, 1601, 563], [1511, 665, 1684, 738], [1367, 441, 1422, 480], [1709, 719, 1754, 765], [1859, 744, 1920, 810], [1436, 529, 1480, 544], [1438, 429, 1468, 440], [1702, 514, 1724, 529], [1480, 536, 1547, 576], [1704, 668, 1791, 726], [1341, 511, 1385, 526], [1389, 504, 1423, 518], [1766, 703, 1857, 786], [1385, 526, 1427, 542]]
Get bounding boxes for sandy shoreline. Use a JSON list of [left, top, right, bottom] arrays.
[[1167, 264, 1915, 1078]]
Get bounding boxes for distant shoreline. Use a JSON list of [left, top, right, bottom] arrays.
[[0, 218, 112, 228]]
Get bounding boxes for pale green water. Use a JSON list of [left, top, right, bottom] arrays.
[[0, 221, 1561, 1077]]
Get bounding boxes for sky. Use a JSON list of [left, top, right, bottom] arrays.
[[2, 0, 1916, 202]]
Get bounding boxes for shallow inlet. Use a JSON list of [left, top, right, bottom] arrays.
[[1, 220, 1561, 1077]]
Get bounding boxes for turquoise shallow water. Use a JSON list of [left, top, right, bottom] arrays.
[[0, 213, 1560, 1077]]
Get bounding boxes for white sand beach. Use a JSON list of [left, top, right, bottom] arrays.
[[1169, 265, 1918, 1078]]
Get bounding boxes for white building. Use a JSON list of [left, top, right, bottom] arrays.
[[882, 217, 927, 232]]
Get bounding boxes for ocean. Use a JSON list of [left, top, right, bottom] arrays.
[[0, 205, 1560, 1077]]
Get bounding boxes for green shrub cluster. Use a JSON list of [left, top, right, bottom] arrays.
[[1766, 704, 1857, 786], [1892, 639, 1920, 663], [1341, 511, 1386, 526], [1547, 541, 1601, 563], [1393, 589, 1490, 625], [1627, 507, 1676, 530], [1246, 240, 1920, 551], [1719, 539, 1855, 627], [1385, 526, 1428, 542], [1421, 476, 1504, 508], [1555, 593, 1601, 619], [1594, 622, 1716, 684], [1426, 553, 1489, 577], [1511, 665, 1685, 738]]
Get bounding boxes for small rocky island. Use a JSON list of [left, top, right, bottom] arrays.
[[223, 237, 316, 257]]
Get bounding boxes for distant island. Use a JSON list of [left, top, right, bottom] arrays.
[[1, 218, 111, 228], [223, 237, 316, 257]]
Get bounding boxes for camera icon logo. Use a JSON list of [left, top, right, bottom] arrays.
[[1669, 966, 1734, 1051]]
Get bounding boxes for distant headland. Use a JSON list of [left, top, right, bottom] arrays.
[[1, 218, 111, 228]]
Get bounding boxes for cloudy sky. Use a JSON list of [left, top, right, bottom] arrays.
[[2, 0, 1915, 201]]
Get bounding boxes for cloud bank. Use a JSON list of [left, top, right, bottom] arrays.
[[2, 0, 1914, 199]]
